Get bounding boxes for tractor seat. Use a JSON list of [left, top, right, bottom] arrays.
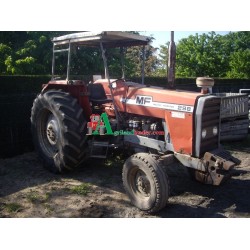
[[88, 83, 112, 105]]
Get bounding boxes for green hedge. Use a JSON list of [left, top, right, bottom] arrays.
[[0, 75, 51, 94], [0, 93, 36, 158], [130, 77, 250, 92], [1, 75, 250, 94], [126, 76, 250, 87]]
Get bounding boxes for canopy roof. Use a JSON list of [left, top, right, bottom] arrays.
[[52, 31, 150, 48]]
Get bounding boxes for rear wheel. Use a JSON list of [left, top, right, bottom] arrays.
[[122, 153, 169, 213], [31, 90, 88, 173]]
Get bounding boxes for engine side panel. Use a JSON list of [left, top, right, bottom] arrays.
[[120, 83, 198, 154], [165, 110, 193, 155]]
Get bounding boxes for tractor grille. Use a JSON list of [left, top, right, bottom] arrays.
[[195, 96, 221, 158], [199, 97, 221, 156]]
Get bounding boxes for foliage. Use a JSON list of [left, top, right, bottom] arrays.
[[226, 49, 250, 78], [123, 37, 158, 77], [0, 32, 79, 75], [174, 31, 250, 78], [224, 32, 250, 78], [175, 32, 227, 77], [153, 42, 169, 77], [0, 43, 12, 73], [1, 31, 250, 78], [0, 31, 158, 77]]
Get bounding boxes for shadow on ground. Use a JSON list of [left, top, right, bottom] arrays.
[[0, 148, 249, 218]]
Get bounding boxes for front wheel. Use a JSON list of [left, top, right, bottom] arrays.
[[31, 90, 88, 173], [122, 153, 169, 213]]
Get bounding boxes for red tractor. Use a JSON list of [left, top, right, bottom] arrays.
[[31, 31, 240, 213]]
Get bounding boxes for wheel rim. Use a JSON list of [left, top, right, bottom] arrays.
[[38, 110, 60, 157], [46, 114, 59, 145], [130, 168, 151, 198]]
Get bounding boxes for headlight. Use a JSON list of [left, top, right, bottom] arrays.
[[202, 129, 207, 138], [213, 126, 218, 136]]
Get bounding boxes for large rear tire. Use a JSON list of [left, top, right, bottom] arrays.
[[31, 90, 88, 173], [122, 153, 169, 213]]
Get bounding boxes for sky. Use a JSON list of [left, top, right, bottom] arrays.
[[140, 31, 230, 48]]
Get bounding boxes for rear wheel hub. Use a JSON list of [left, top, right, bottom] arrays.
[[46, 114, 59, 145]]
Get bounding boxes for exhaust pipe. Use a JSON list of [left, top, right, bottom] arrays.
[[167, 31, 176, 89]]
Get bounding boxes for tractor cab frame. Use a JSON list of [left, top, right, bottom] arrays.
[[51, 31, 150, 125], [51, 31, 149, 82]]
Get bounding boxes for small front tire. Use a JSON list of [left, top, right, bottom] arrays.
[[122, 153, 169, 213]]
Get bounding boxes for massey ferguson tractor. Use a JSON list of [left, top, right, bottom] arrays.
[[31, 31, 240, 213]]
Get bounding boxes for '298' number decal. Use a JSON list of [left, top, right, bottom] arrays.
[[178, 105, 192, 112]]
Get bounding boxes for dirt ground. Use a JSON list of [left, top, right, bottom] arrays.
[[0, 136, 250, 218]]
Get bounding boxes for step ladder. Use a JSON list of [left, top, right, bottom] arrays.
[[89, 137, 119, 159], [90, 139, 110, 159]]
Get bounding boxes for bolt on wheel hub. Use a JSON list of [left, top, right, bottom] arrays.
[[136, 173, 150, 197], [46, 114, 59, 145]]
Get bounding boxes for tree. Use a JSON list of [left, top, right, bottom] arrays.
[[125, 38, 159, 77], [0, 31, 73, 75], [171, 31, 250, 78], [223, 32, 250, 78], [153, 42, 169, 77], [0, 31, 159, 77], [175, 32, 227, 77], [0, 43, 12, 73], [226, 49, 250, 78]]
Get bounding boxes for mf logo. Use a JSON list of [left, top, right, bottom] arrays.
[[135, 95, 152, 105]]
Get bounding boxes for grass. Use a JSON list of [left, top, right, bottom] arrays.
[[26, 190, 51, 203], [104, 154, 125, 168], [44, 192, 51, 201], [43, 203, 54, 213], [3, 203, 22, 213], [70, 183, 91, 196]]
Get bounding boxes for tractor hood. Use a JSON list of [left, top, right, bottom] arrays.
[[123, 84, 201, 118], [97, 80, 202, 119]]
